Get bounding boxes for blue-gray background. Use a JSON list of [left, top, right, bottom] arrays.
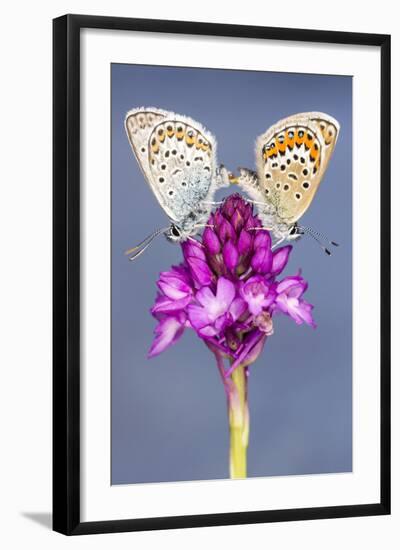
[[111, 64, 352, 485]]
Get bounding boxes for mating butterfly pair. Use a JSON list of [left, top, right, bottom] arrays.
[[125, 107, 340, 259]]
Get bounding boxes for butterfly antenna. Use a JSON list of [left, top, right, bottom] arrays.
[[299, 226, 333, 256], [302, 225, 339, 248], [125, 227, 169, 261]]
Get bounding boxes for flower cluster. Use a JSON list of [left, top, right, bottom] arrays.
[[149, 195, 315, 375]]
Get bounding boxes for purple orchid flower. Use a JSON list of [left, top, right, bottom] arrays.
[[148, 194, 315, 360], [146, 194, 316, 479], [187, 277, 246, 338]]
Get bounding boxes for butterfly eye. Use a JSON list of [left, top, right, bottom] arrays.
[[171, 225, 181, 237], [289, 225, 297, 235]]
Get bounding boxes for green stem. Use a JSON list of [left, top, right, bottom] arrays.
[[228, 364, 249, 479]]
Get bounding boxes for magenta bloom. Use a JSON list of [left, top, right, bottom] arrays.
[[148, 194, 315, 370], [188, 278, 246, 337]]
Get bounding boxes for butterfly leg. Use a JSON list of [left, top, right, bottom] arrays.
[[271, 237, 286, 250], [194, 223, 215, 229]]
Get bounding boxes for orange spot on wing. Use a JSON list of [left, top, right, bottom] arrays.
[[295, 130, 305, 146], [305, 135, 314, 150], [267, 144, 277, 158], [310, 147, 320, 162], [277, 137, 287, 153], [286, 131, 295, 149]]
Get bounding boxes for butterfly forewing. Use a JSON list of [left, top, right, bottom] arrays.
[[255, 112, 340, 224], [125, 108, 218, 224], [147, 118, 216, 221]]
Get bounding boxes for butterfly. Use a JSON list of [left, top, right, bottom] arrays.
[[233, 112, 340, 254], [124, 107, 229, 259]]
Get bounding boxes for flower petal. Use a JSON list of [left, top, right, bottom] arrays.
[[237, 229, 252, 256], [181, 240, 206, 261], [187, 257, 213, 286], [254, 230, 272, 250], [151, 294, 192, 314], [216, 277, 236, 310], [187, 303, 211, 329], [271, 245, 292, 276], [195, 286, 217, 309], [158, 277, 191, 300], [198, 325, 218, 337], [231, 210, 244, 233], [203, 227, 221, 255], [148, 316, 185, 358], [229, 297, 247, 320], [223, 240, 239, 271], [251, 246, 273, 274], [276, 276, 307, 296], [215, 312, 232, 333], [218, 218, 236, 243], [225, 330, 266, 376], [275, 294, 316, 328]]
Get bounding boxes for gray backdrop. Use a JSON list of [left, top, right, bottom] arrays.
[[111, 64, 352, 485]]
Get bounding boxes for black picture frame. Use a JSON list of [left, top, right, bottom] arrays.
[[53, 13, 391, 535]]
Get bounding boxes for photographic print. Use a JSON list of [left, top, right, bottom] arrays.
[[111, 63, 352, 485]]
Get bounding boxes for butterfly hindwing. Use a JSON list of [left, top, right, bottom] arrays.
[[255, 112, 340, 225], [125, 108, 175, 217]]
